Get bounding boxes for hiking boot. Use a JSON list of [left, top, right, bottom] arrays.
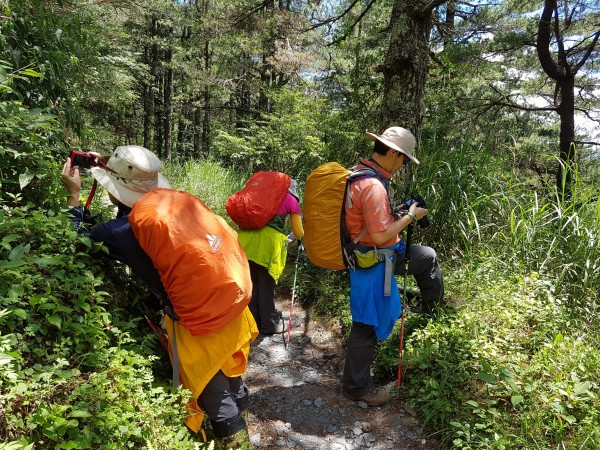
[[343, 389, 391, 407], [260, 316, 288, 335], [215, 428, 253, 450], [273, 318, 288, 334]]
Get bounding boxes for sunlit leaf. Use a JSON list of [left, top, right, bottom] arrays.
[[47, 315, 62, 329], [476, 372, 497, 384], [19, 171, 36, 189]]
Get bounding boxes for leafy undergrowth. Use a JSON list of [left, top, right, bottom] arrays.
[[375, 261, 599, 450], [0, 207, 204, 449]]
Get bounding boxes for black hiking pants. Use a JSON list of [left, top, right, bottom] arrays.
[[394, 244, 445, 313], [248, 260, 280, 334]]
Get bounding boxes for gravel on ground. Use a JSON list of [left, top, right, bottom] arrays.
[[245, 296, 445, 450]]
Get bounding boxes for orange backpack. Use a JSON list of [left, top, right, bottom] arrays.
[[226, 171, 291, 229], [128, 188, 251, 336], [304, 162, 384, 270]]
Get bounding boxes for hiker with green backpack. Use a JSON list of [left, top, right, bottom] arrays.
[[227, 173, 304, 336]]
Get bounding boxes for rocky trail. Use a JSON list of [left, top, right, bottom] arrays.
[[244, 296, 445, 450]]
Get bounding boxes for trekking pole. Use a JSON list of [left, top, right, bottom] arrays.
[[286, 240, 302, 346], [139, 299, 169, 352], [398, 224, 414, 387]]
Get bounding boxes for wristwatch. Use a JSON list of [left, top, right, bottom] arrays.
[[406, 211, 417, 223]]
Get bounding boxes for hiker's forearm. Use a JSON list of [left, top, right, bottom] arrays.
[[369, 214, 414, 245], [290, 214, 304, 239]]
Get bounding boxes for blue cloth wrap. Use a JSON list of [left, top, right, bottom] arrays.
[[348, 242, 405, 340]]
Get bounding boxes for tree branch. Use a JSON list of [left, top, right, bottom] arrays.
[[429, 50, 447, 69], [421, 0, 448, 17], [553, 3, 567, 69], [327, 0, 378, 46], [576, 107, 600, 124], [232, 0, 275, 27], [537, 0, 565, 82], [573, 140, 600, 146], [303, 0, 361, 32], [574, 31, 600, 72], [483, 101, 556, 113]]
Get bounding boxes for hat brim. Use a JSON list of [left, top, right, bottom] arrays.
[[90, 167, 171, 208], [365, 131, 420, 164]]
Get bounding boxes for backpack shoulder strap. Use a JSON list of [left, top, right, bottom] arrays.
[[346, 166, 390, 209]]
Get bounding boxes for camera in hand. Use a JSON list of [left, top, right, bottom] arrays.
[[395, 194, 431, 228], [69, 150, 97, 169]]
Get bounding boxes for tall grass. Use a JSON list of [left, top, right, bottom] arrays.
[[413, 144, 600, 301], [162, 158, 250, 219]]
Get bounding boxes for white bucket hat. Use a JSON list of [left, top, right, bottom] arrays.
[[90, 145, 170, 207], [365, 126, 420, 164]]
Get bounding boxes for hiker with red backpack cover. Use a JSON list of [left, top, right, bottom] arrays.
[[229, 173, 304, 335], [340, 127, 445, 407], [61, 146, 257, 449]]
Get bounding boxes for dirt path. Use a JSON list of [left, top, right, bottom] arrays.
[[245, 296, 444, 450]]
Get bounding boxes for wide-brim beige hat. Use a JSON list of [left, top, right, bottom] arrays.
[[90, 145, 171, 208], [365, 126, 420, 164]]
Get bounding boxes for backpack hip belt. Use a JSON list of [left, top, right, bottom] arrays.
[[351, 245, 397, 296]]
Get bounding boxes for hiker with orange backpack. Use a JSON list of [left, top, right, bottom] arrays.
[[227, 174, 304, 335], [61, 146, 258, 449], [340, 127, 444, 407]]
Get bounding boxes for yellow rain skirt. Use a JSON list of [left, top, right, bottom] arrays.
[[164, 307, 258, 433]]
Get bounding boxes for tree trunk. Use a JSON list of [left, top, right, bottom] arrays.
[[142, 19, 157, 150], [154, 71, 164, 157], [443, 2, 455, 49], [164, 45, 173, 160], [236, 72, 251, 128], [258, 1, 276, 115], [556, 76, 576, 191], [193, 106, 201, 156], [201, 40, 210, 156], [176, 115, 185, 157], [142, 64, 154, 149], [380, 1, 437, 136]]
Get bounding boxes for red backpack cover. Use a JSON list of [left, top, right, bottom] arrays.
[[129, 188, 252, 336], [226, 171, 291, 229]]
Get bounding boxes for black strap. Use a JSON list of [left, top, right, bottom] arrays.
[[404, 224, 414, 269], [402, 224, 414, 303]]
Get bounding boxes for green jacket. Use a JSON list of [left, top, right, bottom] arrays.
[[238, 226, 288, 283]]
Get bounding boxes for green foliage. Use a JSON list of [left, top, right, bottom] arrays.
[[391, 267, 600, 449], [162, 157, 247, 220], [0, 61, 65, 207], [0, 205, 203, 448], [214, 88, 328, 177]]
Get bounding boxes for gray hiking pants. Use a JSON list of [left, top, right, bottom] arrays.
[[394, 244, 445, 313], [198, 370, 249, 437], [343, 244, 444, 396]]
